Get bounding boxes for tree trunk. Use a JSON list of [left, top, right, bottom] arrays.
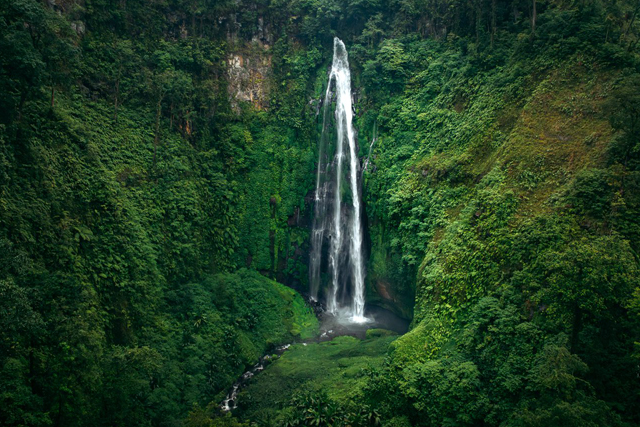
[[50, 86, 55, 108], [531, 0, 537, 36], [623, 2, 639, 50], [114, 64, 122, 123], [491, 0, 496, 48], [29, 336, 37, 394], [570, 304, 582, 353], [154, 97, 162, 168], [475, 1, 481, 44], [17, 89, 27, 123], [114, 80, 120, 123]]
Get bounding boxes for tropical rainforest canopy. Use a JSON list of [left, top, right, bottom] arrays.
[[1, 0, 640, 426]]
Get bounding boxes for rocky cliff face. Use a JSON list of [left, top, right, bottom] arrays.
[[227, 48, 271, 112], [226, 14, 273, 112]]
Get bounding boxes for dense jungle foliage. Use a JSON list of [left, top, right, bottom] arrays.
[[1, 0, 640, 426]]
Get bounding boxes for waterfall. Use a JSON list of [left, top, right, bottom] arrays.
[[362, 122, 377, 174], [309, 37, 368, 323]]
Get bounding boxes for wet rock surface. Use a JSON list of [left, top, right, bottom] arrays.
[[316, 305, 409, 341]]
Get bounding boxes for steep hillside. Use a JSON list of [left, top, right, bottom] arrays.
[[356, 10, 640, 427], [0, 1, 322, 425]]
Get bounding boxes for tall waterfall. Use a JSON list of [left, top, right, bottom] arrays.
[[309, 38, 367, 323]]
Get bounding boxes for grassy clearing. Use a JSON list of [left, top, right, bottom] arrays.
[[236, 333, 398, 421]]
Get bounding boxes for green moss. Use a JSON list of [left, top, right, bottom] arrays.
[[236, 335, 397, 421], [274, 281, 319, 340], [364, 328, 397, 339]]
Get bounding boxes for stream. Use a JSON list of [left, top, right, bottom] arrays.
[[220, 304, 408, 411]]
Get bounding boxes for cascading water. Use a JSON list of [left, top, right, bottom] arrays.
[[309, 37, 368, 323]]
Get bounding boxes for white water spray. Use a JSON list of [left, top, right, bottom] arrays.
[[309, 38, 368, 323]]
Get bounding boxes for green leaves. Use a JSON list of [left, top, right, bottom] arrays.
[[281, 390, 384, 427], [0, 0, 78, 119], [401, 358, 486, 424]]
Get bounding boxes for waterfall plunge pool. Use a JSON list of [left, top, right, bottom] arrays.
[[317, 304, 409, 341]]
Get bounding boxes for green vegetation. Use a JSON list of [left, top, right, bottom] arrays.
[[355, 3, 640, 426], [2, 0, 640, 426], [0, 264, 316, 426], [237, 334, 398, 425], [0, 0, 322, 425]]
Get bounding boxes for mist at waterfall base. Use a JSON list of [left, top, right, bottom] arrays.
[[309, 38, 370, 324]]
